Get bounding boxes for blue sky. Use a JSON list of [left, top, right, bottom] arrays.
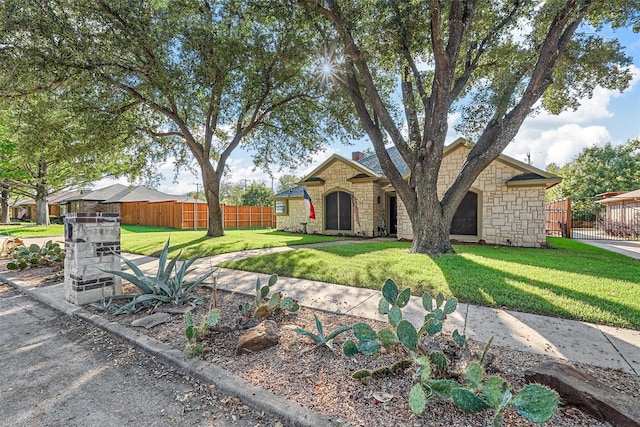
[[98, 25, 640, 195]]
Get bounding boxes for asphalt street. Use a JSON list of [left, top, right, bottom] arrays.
[[0, 284, 277, 427]]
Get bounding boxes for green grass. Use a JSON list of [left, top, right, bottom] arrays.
[[0, 224, 64, 238], [223, 237, 640, 329], [0, 224, 345, 258], [119, 228, 346, 258]]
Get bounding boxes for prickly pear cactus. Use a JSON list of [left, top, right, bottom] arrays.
[[512, 384, 559, 423]]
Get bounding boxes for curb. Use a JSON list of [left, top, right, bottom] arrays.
[[0, 274, 336, 427]]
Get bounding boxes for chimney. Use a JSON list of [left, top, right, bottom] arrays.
[[352, 151, 365, 161]]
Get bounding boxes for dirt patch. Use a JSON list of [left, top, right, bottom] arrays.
[[3, 261, 639, 427]]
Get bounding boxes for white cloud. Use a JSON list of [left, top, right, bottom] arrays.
[[505, 64, 640, 168], [505, 124, 611, 168]]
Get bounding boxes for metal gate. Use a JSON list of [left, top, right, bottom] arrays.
[[546, 196, 640, 241]]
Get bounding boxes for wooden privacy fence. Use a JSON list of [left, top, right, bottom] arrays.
[[221, 205, 276, 228], [545, 197, 571, 238], [120, 201, 275, 229]]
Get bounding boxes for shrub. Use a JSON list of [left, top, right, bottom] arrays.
[[101, 238, 216, 314]]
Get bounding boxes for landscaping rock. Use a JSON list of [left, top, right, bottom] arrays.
[[525, 361, 640, 427], [131, 312, 172, 329], [236, 320, 279, 355], [156, 305, 193, 314]]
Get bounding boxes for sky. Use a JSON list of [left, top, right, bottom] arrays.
[[96, 25, 640, 196]]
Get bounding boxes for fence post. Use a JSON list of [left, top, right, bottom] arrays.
[[566, 197, 572, 239]]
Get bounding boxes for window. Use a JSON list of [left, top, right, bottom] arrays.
[[274, 200, 288, 215], [451, 191, 478, 236], [325, 191, 351, 231]]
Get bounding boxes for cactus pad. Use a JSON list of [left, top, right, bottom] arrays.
[[397, 320, 418, 351], [512, 384, 558, 423], [409, 383, 427, 414], [451, 388, 490, 414]]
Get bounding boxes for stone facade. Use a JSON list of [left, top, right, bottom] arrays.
[[64, 212, 122, 305], [396, 144, 547, 247], [276, 139, 556, 247], [275, 159, 385, 236]]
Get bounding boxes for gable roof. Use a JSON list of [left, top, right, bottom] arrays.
[[64, 184, 130, 202], [294, 137, 560, 193], [103, 186, 173, 203], [598, 189, 640, 204], [299, 153, 381, 184], [358, 146, 411, 176]]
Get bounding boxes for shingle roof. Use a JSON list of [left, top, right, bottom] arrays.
[[357, 146, 411, 176], [64, 184, 130, 202], [271, 185, 306, 199], [507, 173, 546, 182]]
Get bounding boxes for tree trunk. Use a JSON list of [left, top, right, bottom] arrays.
[[409, 174, 456, 256], [35, 185, 50, 226], [201, 161, 224, 237], [0, 180, 9, 224]]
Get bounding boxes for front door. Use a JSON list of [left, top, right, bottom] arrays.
[[389, 196, 397, 235]]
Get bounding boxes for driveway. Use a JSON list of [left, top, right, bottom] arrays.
[[576, 238, 640, 260]]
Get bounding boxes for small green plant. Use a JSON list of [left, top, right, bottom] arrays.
[[252, 275, 300, 320], [101, 238, 216, 314], [184, 308, 221, 359], [6, 240, 65, 270], [343, 279, 558, 426], [296, 314, 351, 352]]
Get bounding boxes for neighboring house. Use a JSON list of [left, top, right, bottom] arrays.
[[10, 189, 86, 220], [597, 189, 640, 237], [271, 138, 561, 247], [63, 183, 131, 214]]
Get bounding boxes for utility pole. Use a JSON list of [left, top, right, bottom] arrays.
[[525, 152, 531, 165]]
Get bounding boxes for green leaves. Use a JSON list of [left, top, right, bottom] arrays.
[[296, 314, 351, 351], [101, 238, 215, 314]]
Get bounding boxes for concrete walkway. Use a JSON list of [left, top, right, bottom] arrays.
[[578, 238, 640, 260], [3, 237, 640, 376]]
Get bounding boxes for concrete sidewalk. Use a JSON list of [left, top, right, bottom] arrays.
[[4, 237, 640, 376]]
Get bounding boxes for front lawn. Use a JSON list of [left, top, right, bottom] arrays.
[[0, 224, 64, 238], [119, 227, 346, 258], [223, 237, 640, 329], [0, 224, 346, 258]]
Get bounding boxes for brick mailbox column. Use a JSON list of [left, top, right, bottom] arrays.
[[64, 212, 122, 305]]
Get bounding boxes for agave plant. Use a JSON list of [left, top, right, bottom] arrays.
[[102, 238, 216, 314]]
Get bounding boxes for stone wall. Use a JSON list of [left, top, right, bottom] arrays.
[[64, 212, 122, 305], [275, 159, 383, 236], [397, 145, 547, 247]]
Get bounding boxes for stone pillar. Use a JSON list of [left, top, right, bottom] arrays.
[[64, 212, 122, 305]]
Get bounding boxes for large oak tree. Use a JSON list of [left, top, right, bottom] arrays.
[[1, 90, 149, 224], [0, 0, 354, 235], [304, 0, 638, 255]]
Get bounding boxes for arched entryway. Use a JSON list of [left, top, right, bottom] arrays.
[[325, 190, 352, 231]]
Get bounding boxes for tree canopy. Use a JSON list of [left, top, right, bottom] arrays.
[[276, 174, 300, 193], [241, 183, 274, 206], [303, 0, 638, 255], [547, 139, 640, 202], [0, 0, 356, 234], [0, 90, 149, 224]]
